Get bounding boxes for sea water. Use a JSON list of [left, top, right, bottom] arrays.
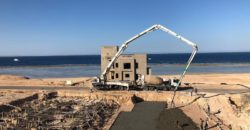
[[0, 52, 250, 78]]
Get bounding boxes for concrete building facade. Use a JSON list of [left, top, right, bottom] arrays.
[[101, 46, 151, 82]]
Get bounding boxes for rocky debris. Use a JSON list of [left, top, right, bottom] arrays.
[[0, 97, 119, 130]]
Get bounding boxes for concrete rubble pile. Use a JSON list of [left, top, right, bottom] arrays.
[[0, 96, 120, 130]]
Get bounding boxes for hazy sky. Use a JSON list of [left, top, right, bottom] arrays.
[[0, 0, 250, 56]]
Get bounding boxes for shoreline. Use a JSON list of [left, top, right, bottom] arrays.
[[0, 73, 250, 87], [1, 63, 250, 79], [0, 63, 250, 68]]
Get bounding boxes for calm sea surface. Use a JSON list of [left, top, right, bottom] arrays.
[[0, 52, 250, 78]]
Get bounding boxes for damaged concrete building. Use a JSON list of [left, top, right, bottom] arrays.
[[101, 46, 151, 82]]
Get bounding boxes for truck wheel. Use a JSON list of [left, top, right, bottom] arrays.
[[143, 86, 149, 91], [148, 87, 153, 91], [170, 87, 175, 91]]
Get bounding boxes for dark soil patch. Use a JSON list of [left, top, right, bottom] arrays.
[[157, 108, 198, 130], [111, 102, 165, 130]]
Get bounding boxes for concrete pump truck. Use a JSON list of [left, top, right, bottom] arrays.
[[92, 24, 198, 91]]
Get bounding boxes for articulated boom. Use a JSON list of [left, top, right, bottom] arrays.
[[99, 24, 198, 90]]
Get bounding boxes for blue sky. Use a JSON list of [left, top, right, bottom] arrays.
[[0, 0, 250, 56]]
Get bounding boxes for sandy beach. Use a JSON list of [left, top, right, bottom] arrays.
[[0, 73, 249, 88]]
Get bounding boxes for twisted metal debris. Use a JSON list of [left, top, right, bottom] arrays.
[[0, 97, 119, 130]]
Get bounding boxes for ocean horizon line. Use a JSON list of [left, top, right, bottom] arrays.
[[0, 63, 250, 68], [0, 51, 249, 57]]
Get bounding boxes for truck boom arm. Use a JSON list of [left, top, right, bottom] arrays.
[[101, 24, 198, 90]]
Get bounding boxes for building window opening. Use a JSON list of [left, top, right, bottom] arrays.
[[116, 63, 119, 68], [135, 62, 138, 69], [123, 63, 131, 69], [135, 74, 139, 80], [147, 67, 151, 75], [116, 73, 119, 78], [125, 74, 130, 78], [111, 73, 114, 79]]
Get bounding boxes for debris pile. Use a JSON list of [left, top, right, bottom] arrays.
[[0, 97, 119, 130]]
